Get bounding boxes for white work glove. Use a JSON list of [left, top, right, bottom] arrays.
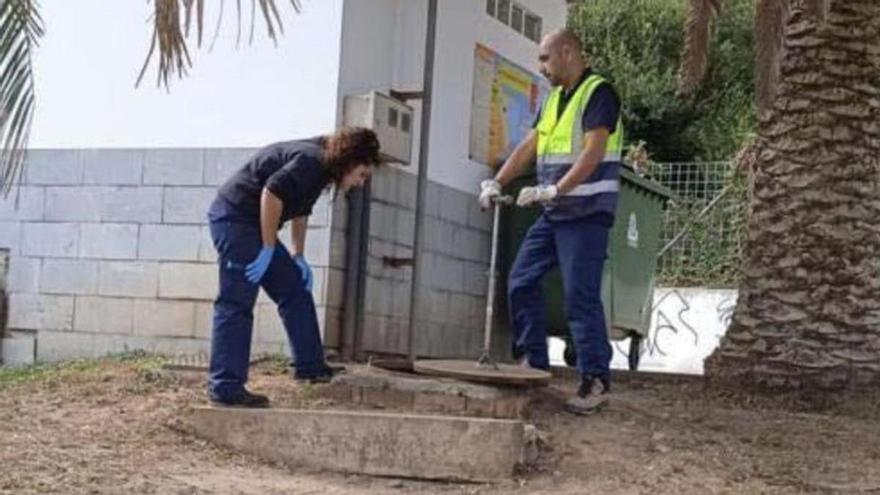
[[478, 179, 502, 210], [516, 185, 558, 207]]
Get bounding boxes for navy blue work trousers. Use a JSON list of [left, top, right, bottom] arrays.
[[508, 213, 612, 381], [207, 198, 326, 400]]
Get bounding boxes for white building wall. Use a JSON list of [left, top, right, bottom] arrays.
[[370, 0, 567, 192], [333, 0, 567, 357], [427, 0, 566, 193]]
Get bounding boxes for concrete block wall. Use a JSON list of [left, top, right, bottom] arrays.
[[357, 166, 495, 358], [320, 192, 350, 354], [0, 149, 339, 363]]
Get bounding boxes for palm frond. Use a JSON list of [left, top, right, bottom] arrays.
[[755, 0, 790, 115], [137, 0, 302, 89], [208, 0, 225, 52], [0, 0, 43, 196], [678, 0, 722, 97]]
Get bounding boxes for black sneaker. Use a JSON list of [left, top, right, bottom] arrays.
[[209, 388, 270, 408], [294, 364, 345, 384], [564, 376, 610, 415]]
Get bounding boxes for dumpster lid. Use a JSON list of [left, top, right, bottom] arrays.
[[620, 164, 675, 201]]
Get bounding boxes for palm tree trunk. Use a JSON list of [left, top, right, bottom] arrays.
[[705, 0, 880, 389], [755, 0, 790, 115]]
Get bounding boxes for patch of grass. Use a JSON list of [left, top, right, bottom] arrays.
[[258, 354, 293, 376], [115, 350, 168, 371], [0, 351, 168, 391]]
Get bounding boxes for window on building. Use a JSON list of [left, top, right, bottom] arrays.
[[524, 12, 542, 42], [497, 0, 511, 25], [388, 107, 399, 129], [487, 1, 542, 44], [511, 4, 524, 33]]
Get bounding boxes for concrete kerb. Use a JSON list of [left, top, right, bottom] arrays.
[[336, 366, 520, 401], [191, 406, 525, 482]]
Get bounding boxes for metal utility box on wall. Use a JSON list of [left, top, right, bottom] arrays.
[[343, 91, 414, 164]]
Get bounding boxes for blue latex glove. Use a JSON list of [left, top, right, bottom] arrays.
[[293, 254, 313, 291], [245, 246, 275, 284]]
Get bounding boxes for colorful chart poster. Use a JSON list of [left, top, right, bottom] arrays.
[[469, 43, 549, 168]]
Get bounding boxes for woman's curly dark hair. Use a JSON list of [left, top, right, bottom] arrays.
[[321, 127, 383, 183]]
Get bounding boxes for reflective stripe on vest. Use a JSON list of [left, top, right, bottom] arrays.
[[535, 74, 624, 200], [567, 180, 620, 196]]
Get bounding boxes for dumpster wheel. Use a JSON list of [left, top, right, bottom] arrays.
[[563, 334, 643, 370], [563, 338, 577, 368], [628, 334, 642, 371]]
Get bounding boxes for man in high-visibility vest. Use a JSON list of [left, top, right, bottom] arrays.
[[479, 29, 623, 415]]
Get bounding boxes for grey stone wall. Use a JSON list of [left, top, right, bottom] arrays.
[[0, 149, 339, 363], [355, 166, 498, 359]]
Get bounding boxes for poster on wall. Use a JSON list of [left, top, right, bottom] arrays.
[[469, 43, 549, 169]]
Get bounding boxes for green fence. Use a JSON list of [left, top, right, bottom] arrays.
[[646, 161, 747, 288]]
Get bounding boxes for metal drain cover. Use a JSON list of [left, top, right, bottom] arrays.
[[413, 359, 551, 387]]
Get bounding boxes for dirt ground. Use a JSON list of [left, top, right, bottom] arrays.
[[1, 355, 879, 495]]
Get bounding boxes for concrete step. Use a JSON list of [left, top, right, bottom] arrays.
[[321, 366, 538, 419], [192, 406, 524, 481]]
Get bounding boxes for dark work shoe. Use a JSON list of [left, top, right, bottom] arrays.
[[209, 388, 270, 408], [294, 364, 345, 384], [564, 376, 609, 416]]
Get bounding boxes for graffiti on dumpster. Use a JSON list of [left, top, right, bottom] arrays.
[[613, 289, 698, 358]]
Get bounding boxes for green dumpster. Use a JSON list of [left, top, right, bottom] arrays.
[[500, 165, 673, 370]]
